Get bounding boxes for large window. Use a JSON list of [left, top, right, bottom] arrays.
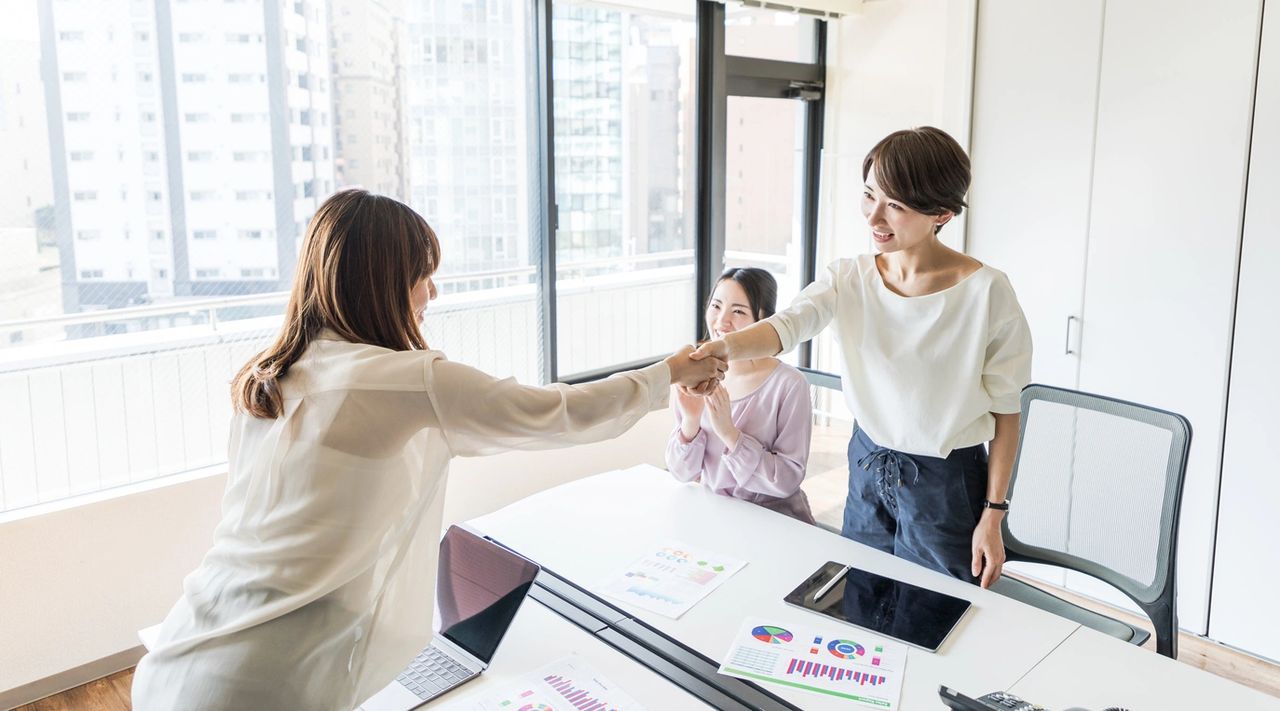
[[0, 0, 545, 512], [406, 0, 543, 385], [0, 0, 832, 515], [724, 96, 807, 324], [551, 1, 697, 377], [724, 3, 819, 63]]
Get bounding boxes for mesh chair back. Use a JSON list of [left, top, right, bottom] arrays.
[[1004, 384, 1191, 654]]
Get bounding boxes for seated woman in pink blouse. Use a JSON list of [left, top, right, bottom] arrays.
[[665, 268, 815, 523]]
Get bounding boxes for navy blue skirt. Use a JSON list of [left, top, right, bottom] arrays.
[[842, 426, 988, 584]]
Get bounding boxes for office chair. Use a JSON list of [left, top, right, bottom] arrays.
[[797, 366, 840, 393], [991, 384, 1192, 658]]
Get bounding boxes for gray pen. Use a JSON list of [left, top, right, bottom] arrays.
[[813, 564, 850, 602]]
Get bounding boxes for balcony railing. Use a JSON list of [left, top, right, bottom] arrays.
[[0, 250, 799, 514]]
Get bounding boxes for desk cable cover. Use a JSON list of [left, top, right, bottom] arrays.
[[484, 536, 801, 711]]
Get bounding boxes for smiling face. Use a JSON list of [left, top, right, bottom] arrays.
[[706, 278, 758, 340], [860, 167, 952, 254]]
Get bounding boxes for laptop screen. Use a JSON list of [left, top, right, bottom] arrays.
[[435, 526, 540, 664]]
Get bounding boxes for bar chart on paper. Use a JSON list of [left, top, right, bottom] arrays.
[[600, 539, 747, 618], [542, 671, 629, 710], [719, 617, 907, 709], [785, 658, 886, 686], [469, 655, 647, 711]]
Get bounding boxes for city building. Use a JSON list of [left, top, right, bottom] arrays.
[[36, 0, 336, 324], [0, 0, 59, 345], [405, 0, 533, 291], [330, 0, 408, 200]]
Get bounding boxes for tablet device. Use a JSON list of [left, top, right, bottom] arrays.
[[783, 561, 971, 652]]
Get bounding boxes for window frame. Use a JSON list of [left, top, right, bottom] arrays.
[[539, 0, 827, 383]]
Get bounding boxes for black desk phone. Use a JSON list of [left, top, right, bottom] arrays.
[[939, 685, 1130, 711]]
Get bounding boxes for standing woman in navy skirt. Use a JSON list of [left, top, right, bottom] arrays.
[[692, 126, 1032, 587]]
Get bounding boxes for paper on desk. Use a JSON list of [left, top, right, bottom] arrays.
[[718, 616, 906, 709], [466, 654, 646, 711], [598, 539, 746, 619]]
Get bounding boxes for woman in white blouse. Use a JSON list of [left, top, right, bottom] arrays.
[[692, 127, 1032, 589], [131, 189, 726, 710]]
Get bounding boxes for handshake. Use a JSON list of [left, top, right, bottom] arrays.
[[664, 341, 730, 395]]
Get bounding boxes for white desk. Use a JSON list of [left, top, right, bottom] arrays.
[[1009, 625, 1280, 710], [466, 465, 1084, 710], [424, 601, 711, 709]]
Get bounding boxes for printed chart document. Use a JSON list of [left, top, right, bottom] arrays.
[[718, 616, 907, 709], [466, 655, 646, 711], [599, 539, 746, 619]]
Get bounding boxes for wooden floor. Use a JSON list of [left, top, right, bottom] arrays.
[[15, 669, 133, 711]]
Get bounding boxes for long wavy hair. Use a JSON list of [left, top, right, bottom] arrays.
[[231, 189, 442, 418]]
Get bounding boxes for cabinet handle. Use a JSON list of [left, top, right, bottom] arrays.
[[1065, 315, 1079, 355]]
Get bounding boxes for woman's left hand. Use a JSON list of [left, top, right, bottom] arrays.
[[704, 384, 740, 451], [971, 512, 1006, 589]]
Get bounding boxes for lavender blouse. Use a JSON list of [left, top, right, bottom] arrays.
[[664, 361, 814, 523]]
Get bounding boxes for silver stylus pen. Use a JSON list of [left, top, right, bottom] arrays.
[[813, 564, 850, 602]]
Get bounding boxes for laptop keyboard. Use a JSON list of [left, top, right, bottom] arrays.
[[395, 645, 476, 700]]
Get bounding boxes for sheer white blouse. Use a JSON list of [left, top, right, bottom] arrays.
[[132, 330, 670, 710]]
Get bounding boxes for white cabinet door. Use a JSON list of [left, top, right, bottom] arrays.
[[1072, 0, 1262, 634], [968, 0, 1103, 392], [968, 0, 1106, 590], [1209, 0, 1280, 663]]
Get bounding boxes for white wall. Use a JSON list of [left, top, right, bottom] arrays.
[[0, 471, 226, 700], [1209, 0, 1280, 662], [968, 0, 1263, 636], [0, 408, 673, 702], [813, 0, 976, 375], [819, 0, 976, 266], [967, 0, 1102, 394]]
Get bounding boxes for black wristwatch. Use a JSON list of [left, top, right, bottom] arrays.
[[983, 499, 1010, 511]]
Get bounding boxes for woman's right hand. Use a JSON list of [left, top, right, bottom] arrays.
[[687, 339, 729, 395]]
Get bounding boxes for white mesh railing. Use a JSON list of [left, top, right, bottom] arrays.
[[0, 261, 712, 514]]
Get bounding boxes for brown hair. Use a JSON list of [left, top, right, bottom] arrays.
[[231, 189, 442, 418], [862, 126, 971, 233]]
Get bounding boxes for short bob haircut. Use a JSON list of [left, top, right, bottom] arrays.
[[862, 126, 971, 233], [232, 189, 441, 418]]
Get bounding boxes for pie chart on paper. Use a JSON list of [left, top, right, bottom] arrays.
[[751, 625, 794, 644]]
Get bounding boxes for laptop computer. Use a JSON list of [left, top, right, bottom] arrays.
[[358, 525, 540, 711]]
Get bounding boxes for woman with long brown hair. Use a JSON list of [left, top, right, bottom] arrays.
[[131, 189, 725, 710]]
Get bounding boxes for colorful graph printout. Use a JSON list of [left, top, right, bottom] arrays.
[[467, 655, 646, 711], [752, 626, 794, 644], [718, 617, 906, 709], [827, 639, 865, 659], [599, 540, 746, 618]]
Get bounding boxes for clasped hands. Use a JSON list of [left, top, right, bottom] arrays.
[[663, 340, 729, 394], [665, 340, 740, 448]]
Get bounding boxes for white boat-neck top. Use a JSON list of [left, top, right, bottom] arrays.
[[764, 254, 1032, 458]]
